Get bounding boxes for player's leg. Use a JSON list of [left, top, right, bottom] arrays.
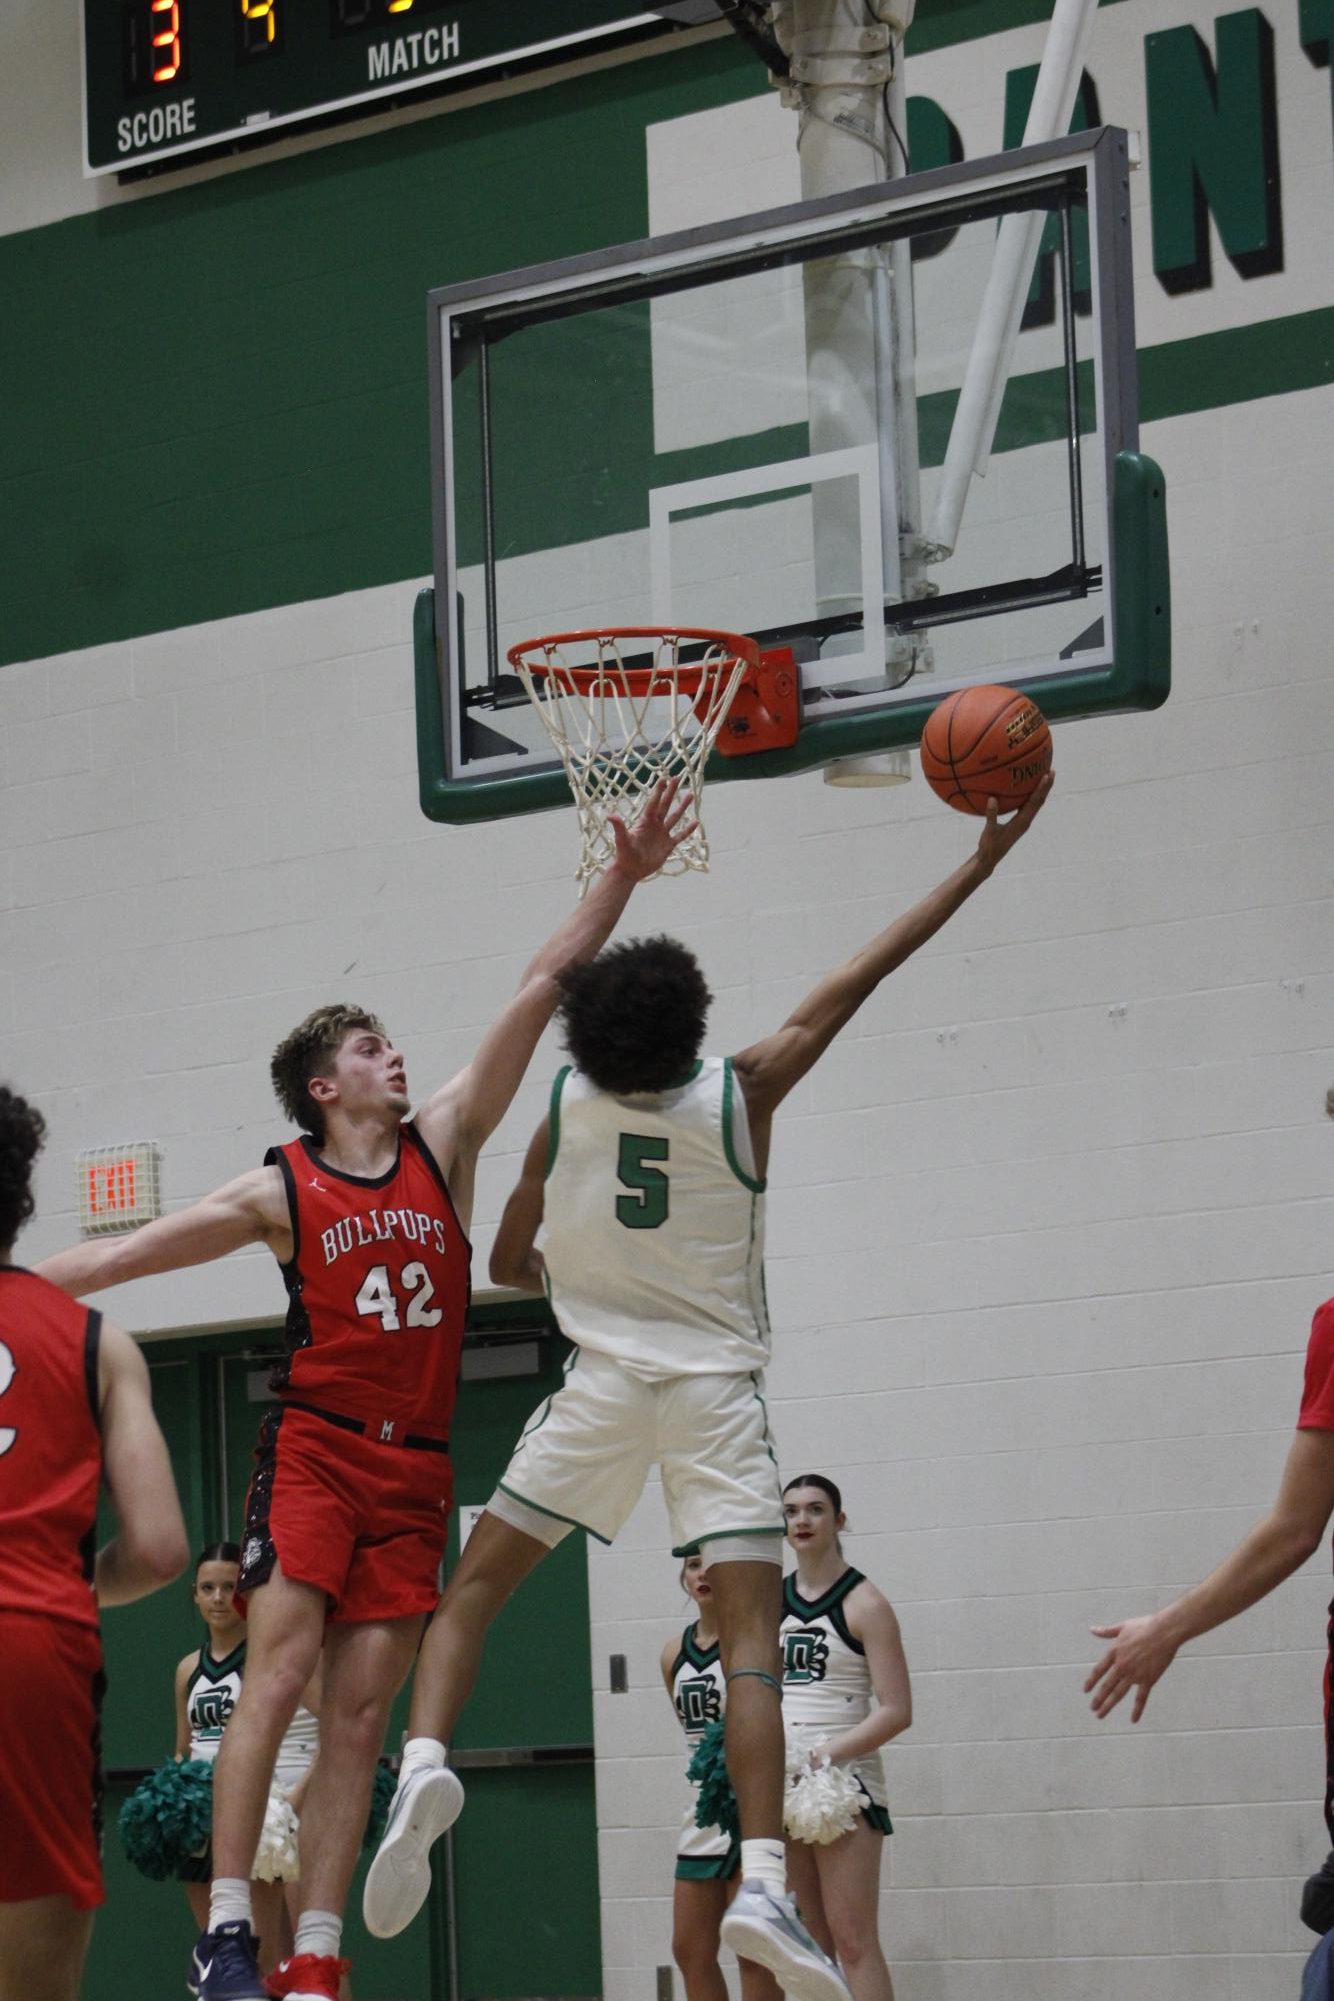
[[708, 1557, 785, 1838], [810, 1821, 893, 2001], [292, 1613, 423, 1916], [360, 1509, 553, 1942], [194, 1565, 326, 2001], [406, 1507, 553, 1744], [672, 1876, 729, 2001], [365, 1352, 655, 1941], [0, 1897, 94, 2001]]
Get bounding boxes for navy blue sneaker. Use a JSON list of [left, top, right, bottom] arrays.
[[187, 1921, 268, 2001]]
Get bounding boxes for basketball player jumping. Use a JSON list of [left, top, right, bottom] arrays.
[[35, 780, 691, 2001], [0, 1084, 188, 2001], [363, 776, 1052, 2001]]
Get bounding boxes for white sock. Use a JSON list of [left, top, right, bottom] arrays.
[[294, 1910, 343, 1959], [399, 1736, 446, 1779], [740, 1838, 786, 1898], [208, 1877, 253, 1932]]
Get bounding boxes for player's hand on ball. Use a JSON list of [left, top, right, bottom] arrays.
[[976, 770, 1053, 874], [607, 776, 697, 880], [1084, 1611, 1179, 1722]]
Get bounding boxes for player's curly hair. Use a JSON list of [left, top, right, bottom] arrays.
[[0, 1084, 46, 1253], [556, 936, 712, 1095], [270, 1004, 388, 1141]]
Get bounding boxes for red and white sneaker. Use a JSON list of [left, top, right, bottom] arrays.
[[265, 1953, 350, 2001]]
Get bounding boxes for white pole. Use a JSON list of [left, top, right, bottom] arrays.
[[774, 0, 916, 635], [925, 0, 1099, 560]]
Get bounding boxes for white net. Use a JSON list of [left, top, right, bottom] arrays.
[[509, 627, 754, 890]]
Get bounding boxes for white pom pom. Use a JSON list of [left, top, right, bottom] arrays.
[[251, 1792, 301, 1882], [782, 1729, 864, 1845]]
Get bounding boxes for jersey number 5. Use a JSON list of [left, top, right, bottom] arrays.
[[616, 1134, 669, 1229], [354, 1263, 443, 1332], [0, 1339, 16, 1456]]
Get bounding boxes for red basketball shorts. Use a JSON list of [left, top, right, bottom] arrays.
[[0, 1611, 105, 1910], [238, 1404, 452, 1623]]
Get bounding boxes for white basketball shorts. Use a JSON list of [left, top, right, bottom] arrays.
[[494, 1347, 784, 1557]]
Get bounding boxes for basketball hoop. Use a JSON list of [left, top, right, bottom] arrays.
[[508, 626, 799, 889]]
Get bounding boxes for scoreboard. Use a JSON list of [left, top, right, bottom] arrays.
[[82, 1, 710, 177]]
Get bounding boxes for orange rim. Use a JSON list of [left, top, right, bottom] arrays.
[[507, 625, 760, 698]]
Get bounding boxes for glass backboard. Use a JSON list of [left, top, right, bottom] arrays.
[[417, 126, 1168, 822]]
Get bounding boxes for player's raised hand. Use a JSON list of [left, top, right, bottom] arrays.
[[976, 769, 1053, 873], [1084, 1611, 1180, 1722], [607, 776, 697, 880]]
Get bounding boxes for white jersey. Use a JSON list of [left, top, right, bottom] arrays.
[[671, 1622, 727, 1746], [671, 1621, 733, 1866], [542, 1058, 769, 1381], [186, 1640, 245, 1763], [780, 1566, 889, 1816], [781, 1568, 872, 1729]]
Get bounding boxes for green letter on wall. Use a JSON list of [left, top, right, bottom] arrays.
[[1146, 8, 1283, 295], [1301, 0, 1333, 150], [906, 97, 964, 261]]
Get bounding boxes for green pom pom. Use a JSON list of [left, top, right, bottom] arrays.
[[118, 1759, 214, 1881], [687, 1720, 738, 1841], [362, 1762, 396, 1850]]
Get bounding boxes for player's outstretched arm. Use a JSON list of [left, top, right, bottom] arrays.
[[735, 774, 1052, 1121], [1085, 1424, 1334, 1723], [488, 1123, 548, 1295], [35, 1166, 289, 1299], [95, 1319, 190, 1608], [419, 778, 694, 1173]]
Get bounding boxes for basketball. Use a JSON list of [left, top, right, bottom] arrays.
[[919, 685, 1052, 816]]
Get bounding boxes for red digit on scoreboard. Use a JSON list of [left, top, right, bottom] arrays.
[[151, 0, 182, 84]]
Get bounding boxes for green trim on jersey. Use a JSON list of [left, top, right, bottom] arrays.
[[495, 1478, 612, 1546], [675, 1620, 721, 1677], [674, 1523, 786, 1558], [663, 1059, 705, 1090], [721, 1058, 765, 1193], [545, 1066, 571, 1179], [783, 1567, 866, 1627], [187, 1640, 246, 1694]]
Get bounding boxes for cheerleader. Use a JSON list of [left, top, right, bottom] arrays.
[[661, 1555, 768, 2001], [777, 1477, 911, 2001]]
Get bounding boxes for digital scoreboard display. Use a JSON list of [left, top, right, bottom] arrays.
[[82, 2, 692, 176]]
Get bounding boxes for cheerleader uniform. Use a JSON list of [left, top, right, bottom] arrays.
[[780, 1568, 892, 1835], [178, 1640, 247, 1883], [671, 1622, 738, 1880]]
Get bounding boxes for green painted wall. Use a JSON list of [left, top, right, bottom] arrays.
[[0, 0, 1329, 673], [0, 36, 761, 672]]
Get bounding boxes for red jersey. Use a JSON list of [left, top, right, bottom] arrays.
[[0, 1267, 102, 1630], [266, 1124, 470, 1434], [1298, 1298, 1334, 1433]]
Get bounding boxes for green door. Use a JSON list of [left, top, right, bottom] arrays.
[[84, 1314, 601, 2001], [445, 1328, 602, 2001]]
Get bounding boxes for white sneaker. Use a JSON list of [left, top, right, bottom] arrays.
[[721, 1881, 852, 2001], [361, 1764, 465, 1939]]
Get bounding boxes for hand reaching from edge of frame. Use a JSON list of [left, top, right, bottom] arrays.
[[1084, 1610, 1182, 1722]]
